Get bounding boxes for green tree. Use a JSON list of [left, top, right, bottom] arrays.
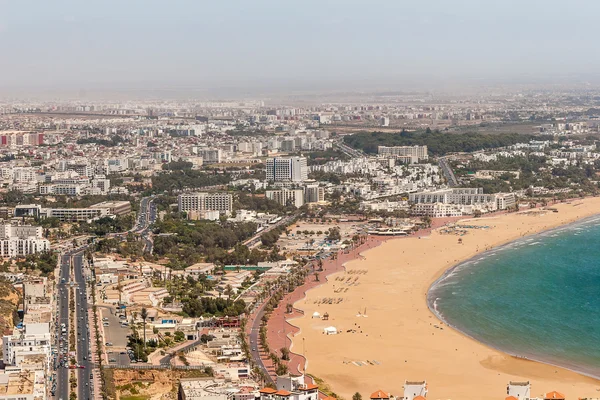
[[140, 307, 148, 350]]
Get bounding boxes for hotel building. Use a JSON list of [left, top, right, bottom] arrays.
[[266, 157, 308, 182], [378, 145, 429, 162], [178, 192, 233, 214]]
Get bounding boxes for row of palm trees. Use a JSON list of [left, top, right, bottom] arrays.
[[244, 264, 312, 386]]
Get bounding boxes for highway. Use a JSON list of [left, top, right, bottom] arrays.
[[106, 196, 157, 253], [438, 157, 459, 187], [334, 140, 365, 158], [55, 251, 92, 400], [73, 252, 92, 400], [136, 196, 157, 253], [54, 254, 70, 400]]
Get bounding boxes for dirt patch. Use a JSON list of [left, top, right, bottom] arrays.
[[110, 369, 211, 400]]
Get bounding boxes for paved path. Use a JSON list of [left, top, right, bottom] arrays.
[[251, 219, 467, 393]]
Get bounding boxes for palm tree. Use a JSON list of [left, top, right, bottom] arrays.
[[140, 307, 148, 350], [225, 284, 234, 300]]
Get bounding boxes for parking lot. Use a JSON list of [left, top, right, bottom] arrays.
[[99, 306, 130, 349]]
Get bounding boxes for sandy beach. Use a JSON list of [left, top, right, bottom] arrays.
[[290, 198, 600, 400]]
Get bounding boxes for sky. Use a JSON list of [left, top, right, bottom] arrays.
[[1, 0, 600, 95]]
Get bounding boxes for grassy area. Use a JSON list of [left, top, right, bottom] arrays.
[[309, 374, 342, 399], [102, 368, 116, 399]]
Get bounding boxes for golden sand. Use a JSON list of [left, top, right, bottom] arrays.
[[291, 199, 600, 400]]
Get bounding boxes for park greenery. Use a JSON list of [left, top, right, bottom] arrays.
[[455, 155, 600, 194], [162, 160, 194, 171], [234, 193, 288, 213], [150, 170, 231, 194], [293, 149, 349, 166], [16, 251, 58, 276], [93, 235, 144, 259], [344, 130, 537, 156], [151, 214, 282, 267], [73, 215, 135, 236]]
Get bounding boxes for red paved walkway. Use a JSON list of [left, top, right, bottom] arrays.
[[250, 216, 468, 384]]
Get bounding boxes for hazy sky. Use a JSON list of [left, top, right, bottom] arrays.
[[1, 0, 600, 93]]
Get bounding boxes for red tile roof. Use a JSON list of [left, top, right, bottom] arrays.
[[299, 384, 319, 391], [370, 390, 390, 399], [259, 388, 278, 394], [544, 391, 565, 400], [276, 390, 292, 397]]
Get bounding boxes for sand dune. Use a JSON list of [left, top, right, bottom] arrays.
[[291, 199, 600, 400]]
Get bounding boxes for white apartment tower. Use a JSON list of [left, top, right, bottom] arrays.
[[304, 185, 325, 203], [266, 188, 304, 208], [178, 192, 233, 214], [266, 156, 308, 182], [378, 145, 428, 161], [0, 224, 50, 258]]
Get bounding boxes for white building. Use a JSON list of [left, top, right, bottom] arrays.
[[411, 203, 464, 218], [266, 157, 308, 182], [409, 188, 516, 216], [0, 224, 50, 258], [44, 207, 109, 222], [259, 374, 319, 400], [195, 148, 222, 164], [507, 381, 530, 400], [403, 380, 428, 400], [39, 183, 82, 196], [378, 145, 428, 161], [303, 185, 325, 203], [2, 323, 51, 366], [178, 193, 233, 214], [266, 188, 304, 208]]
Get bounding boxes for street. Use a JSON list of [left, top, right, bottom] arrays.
[[248, 300, 274, 385], [73, 252, 92, 400], [55, 251, 92, 400], [54, 254, 70, 400]]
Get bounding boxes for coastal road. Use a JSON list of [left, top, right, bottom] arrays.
[[249, 299, 275, 385], [55, 254, 71, 400], [73, 252, 93, 400]]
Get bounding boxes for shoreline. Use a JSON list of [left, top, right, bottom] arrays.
[[290, 199, 600, 400], [427, 212, 600, 381]]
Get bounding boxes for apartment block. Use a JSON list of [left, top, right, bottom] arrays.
[[178, 192, 233, 214], [303, 184, 325, 203], [266, 188, 304, 208], [266, 157, 308, 182], [0, 224, 50, 258], [378, 145, 428, 162], [91, 201, 132, 216]]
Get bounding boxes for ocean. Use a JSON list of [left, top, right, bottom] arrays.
[[428, 214, 600, 378]]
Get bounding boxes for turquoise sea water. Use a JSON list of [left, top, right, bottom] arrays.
[[428, 215, 600, 377]]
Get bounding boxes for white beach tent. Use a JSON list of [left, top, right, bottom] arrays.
[[324, 326, 338, 335], [312, 311, 321, 319]]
